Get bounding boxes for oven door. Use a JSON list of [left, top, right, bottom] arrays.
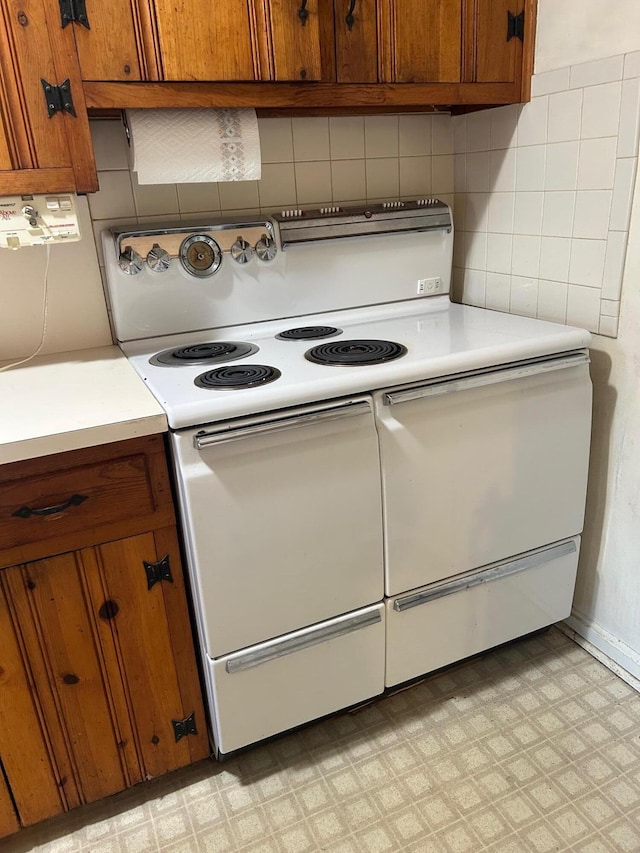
[[374, 352, 592, 596], [171, 397, 383, 657]]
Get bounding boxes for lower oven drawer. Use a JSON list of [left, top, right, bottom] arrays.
[[386, 538, 579, 688], [208, 604, 385, 755]]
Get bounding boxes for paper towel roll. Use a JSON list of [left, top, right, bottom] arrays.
[[127, 108, 262, 185]]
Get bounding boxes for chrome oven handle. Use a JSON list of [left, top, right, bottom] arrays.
[[225, 608, 381, 674], [384, 352, 590, 406], [194, 400, 371, 449], [393, 539, 577, 613]]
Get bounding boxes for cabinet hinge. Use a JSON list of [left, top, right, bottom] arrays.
[[143, 554, 174, 590], [41, 79, 76, 118], [507, 10, 525, 42], [58, 0, 90, 29], [172, 712, 198, 743]]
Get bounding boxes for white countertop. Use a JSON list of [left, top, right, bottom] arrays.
[[0, 346, 167, 465]]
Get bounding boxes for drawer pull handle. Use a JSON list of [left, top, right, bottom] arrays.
[[12, 493, 88, 519]]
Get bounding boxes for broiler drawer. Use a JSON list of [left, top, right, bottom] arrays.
[[0, 436, 174, 567]]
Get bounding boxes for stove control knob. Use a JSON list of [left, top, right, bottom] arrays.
[[231, 236, 254, 264], [118, 245, 143, 275], [146, 243, 171, 273], [255, 234, 277, 262]]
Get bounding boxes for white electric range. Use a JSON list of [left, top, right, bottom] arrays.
[[103, 200, 592, 756]]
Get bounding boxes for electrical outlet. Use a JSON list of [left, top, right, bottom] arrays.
[[417, 277, 443, 295]]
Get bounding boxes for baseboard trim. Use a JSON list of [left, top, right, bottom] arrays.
[[559, 611, 640, 693]]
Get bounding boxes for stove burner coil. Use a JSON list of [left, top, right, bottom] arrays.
[[151, 342, 258, 367], [194, 364, 281, 390], [304, 339, 407, 366], [276, 326, 343, 341]]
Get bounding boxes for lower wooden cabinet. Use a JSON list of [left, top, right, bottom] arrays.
[[0, 437, 210, 837]]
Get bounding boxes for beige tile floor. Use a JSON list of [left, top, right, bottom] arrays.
[[5, 628, 640, 853]]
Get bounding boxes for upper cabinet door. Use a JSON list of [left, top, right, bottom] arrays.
[[153, 0, 261, 80], [264, 0, 322, 81], [71, 0, 144, 81], [473, 0, 525, 83], [379, 0, 462, 83], [334, 0, 379, 83]]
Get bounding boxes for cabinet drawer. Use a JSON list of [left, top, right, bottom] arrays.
[[386, 538, 579, 688], [0, 436, 174, 567]]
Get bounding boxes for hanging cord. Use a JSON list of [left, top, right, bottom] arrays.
[[0, 244, 51, 373]]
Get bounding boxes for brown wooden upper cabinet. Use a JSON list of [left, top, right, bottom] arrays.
[[0, 0, 97, 194]]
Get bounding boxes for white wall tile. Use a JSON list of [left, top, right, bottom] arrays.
[[624, 50, 640, 79], [617, 79, 640, 157], [329, 117, 365, 160], [432, 117, 454, 155], [547, 90, 582, 143], [600, 298, 621, 317], [569, 238, 607, 287], [464, 231, 487, 269], [512, 235, 541, 278], [602, 230, 629, 300], [466, 152, 490, 192], [514, 192, 544, 235], [399, 115, 432, 156], [598, 314, 620, 336], [88, 171, 136, 220], [258, 163, 297, 208], [531, 67, 570, 97], [431, 155, 454, 195], [177, 182, 221, 213], [581, 82, 622, 139], [537, 280, 568, 324], [516, 146, 546, 191], [454, 154, 466, 192], [489, 148, 516, 192], [462, 269, 486, 306], [545, 142, 579, 190], [366, 158, 400, 199], [517, 97, 549, 147], [485, 272, 511, 311], [453, 231, 467, 269], [365, 116, 399, 157], [465, 193, 490, 231], [489, 105, 520, 149], [292, 117, 330, 161], [90, 120, 130, 171], [466, 111, 491, 152], [487, 233, 513, 274], [542, 191, 576, 237], [400, 157, 431, 197], [488, 193, 515, 233], [218, 180, 259, 212], [566, 285, 601, 331], [453, 193, 466, 230], [331, 159, 366, 201], [453, 116, 466, 153], [577, 137, 617, 189], [294, 161, 332, 205], [569, 55, 624, 89], [573, 190, 612, 239], [610, 158, 638, 230], [259, 118, 294, 163], [510, 276, 538, 317], [539, 237, 571, 282]]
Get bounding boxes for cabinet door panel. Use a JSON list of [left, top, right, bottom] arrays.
[[335, 0, 378, 83], [0, 772, 19, 839], [0, 105, 11, 169], [0, 576, 66, 827], [154, 0, 259, 80], [266, 0, 322, 81], [381, 0, 462, 83], [475, 0, 524, 83], [73, 0, 142, 80]]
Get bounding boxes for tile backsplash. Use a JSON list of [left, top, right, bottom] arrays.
[[89, 113, 455, 268], [451, 51, 640, 337]]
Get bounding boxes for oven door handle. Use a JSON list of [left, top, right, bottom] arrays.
[[393, 539, 577, 612], [383, 351, 590, 406], [225, 608, 381, 673], [194, 399, 372, 449]]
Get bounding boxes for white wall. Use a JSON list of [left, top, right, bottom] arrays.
[[535, 0, 640, 74]]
